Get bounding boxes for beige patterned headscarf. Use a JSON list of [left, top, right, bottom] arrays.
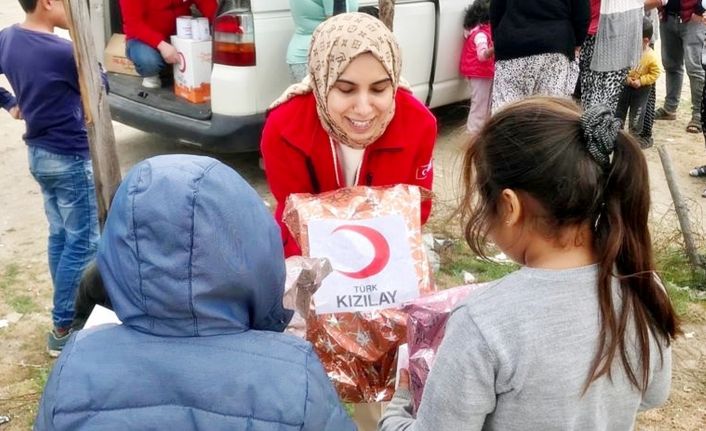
[[269, 12, 407, 149]]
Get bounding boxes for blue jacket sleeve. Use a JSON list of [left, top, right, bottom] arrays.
[[302, 349, 357, 431], [0, 87, 17, 111]]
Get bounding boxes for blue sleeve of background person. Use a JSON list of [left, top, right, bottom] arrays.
[[0, 63, 17, 110], [0, 86, 17, 111], [33, 338, 75, 431], [302, 349, 357, 431], [323, 0, 334, 16], [101, 66, 110, 94]]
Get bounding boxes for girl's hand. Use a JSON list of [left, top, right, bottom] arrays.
[[397, 368, 410, 391]]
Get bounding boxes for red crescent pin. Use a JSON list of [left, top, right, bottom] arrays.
[[332, 225, 391, 279]]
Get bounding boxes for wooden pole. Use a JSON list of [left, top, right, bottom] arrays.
[[89, 0, 107, 60], [656, 143, 703, 270], [379, 0, 395, 30], [63, 0, 121, 227]]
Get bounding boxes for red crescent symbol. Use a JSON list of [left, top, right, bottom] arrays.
[[332, 225, 391, 279], [178, 52, 186, 73]]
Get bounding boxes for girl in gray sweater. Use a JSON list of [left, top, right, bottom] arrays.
[[379, 97, 680, 430]]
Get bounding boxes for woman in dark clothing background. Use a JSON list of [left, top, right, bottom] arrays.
[[490, 0, 590, 111]]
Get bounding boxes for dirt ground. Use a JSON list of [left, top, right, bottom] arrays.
[[1, 3, 706, 429]]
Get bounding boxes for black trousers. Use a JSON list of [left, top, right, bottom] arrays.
[[616, 84, 653, 136]]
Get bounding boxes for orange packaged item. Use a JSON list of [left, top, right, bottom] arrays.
[[283, 185, 434, 403]]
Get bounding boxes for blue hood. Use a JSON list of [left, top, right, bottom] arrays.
[[97, 155, 293, 336]]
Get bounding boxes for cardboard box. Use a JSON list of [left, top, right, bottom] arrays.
[[171, 36, 212, 104], [104, 34, 139, 77]]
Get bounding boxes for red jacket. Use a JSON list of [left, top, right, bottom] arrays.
[[459, 24, 494, 79], [261, 90, 437, 257], [119, 0, 217, 49]]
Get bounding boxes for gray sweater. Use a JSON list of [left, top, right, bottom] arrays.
[[379, 265, 672, 431]]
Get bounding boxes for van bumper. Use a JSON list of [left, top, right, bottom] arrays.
[[108, 93, 265, 153]]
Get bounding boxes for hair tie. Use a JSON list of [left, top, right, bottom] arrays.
[[580, 105, 621, 169]]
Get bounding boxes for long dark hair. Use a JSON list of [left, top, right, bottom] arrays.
[[459, 97, 680, 393], [463, 0, 490, 30]]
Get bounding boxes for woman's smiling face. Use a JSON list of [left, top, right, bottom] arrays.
[[326, 53, 395, 146]]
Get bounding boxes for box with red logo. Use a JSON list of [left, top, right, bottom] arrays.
[[170, 36, 212, 104], [104, 34, 139, 77]]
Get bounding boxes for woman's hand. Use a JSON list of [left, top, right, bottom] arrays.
[[157, 41, 180, 65]]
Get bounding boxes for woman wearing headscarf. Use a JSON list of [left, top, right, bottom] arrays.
[[287, 0, 359, 83], [490, 0, 591, 111], [262, 12, 437, 257]]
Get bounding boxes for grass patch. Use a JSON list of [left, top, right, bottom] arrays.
[[9, 295, 38, 314], [0, 263, 20, 290], [30, 365, 51, 392], [438, 241, 518, 287], [1, 264, 39, 313], [655, 248, 706, 290], [664, 284, 692, 317], [437, 243, 704, 319]]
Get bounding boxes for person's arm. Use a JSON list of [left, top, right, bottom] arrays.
[[260, 110, 316, 257], [408, 111, 436, 225], [697, 0, 705, 15], [0, 64, 17, 113], [639, 340, 672, 410], [194, 0, 218, 23], [644, 0, 666, 11], [323, 0, 335, 17], [0, 87, 17, 113], [489, 0, 506, 36], [640, 55, 662, 86], [118, 0, 167, 48], [474, 33, 492, 61], [571, 0, 591, 47], [301, 349, 358, 431], [379, 307, 496, 430]]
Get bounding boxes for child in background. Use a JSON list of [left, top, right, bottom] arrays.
[[616, 16, 661, 149], [0, 0, 101, 357], [379, 98, 679, 430], [460, 0, 494, 134]]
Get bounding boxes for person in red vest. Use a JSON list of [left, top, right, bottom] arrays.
[[119, 0, 217, 89], [262, 13, 437, 257]]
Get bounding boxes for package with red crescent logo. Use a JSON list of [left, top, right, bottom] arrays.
[[282, 184, 435, 403], [402, 283, 486, 413]]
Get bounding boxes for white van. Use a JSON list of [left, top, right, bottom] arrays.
[[98, 0, 470, 152]]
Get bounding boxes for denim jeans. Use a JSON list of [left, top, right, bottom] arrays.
[[28, 146, 99, 329], [126, 39, 165, 77], [660, 15, 705, 120]]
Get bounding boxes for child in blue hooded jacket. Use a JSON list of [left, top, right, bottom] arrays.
[[34, 155, 355, 431]]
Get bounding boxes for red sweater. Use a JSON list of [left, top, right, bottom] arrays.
[[119, 0, 217, 48], [261, 90, 437, 257]]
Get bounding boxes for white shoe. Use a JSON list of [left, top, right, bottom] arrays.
[[141, 75, 161, 89]]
